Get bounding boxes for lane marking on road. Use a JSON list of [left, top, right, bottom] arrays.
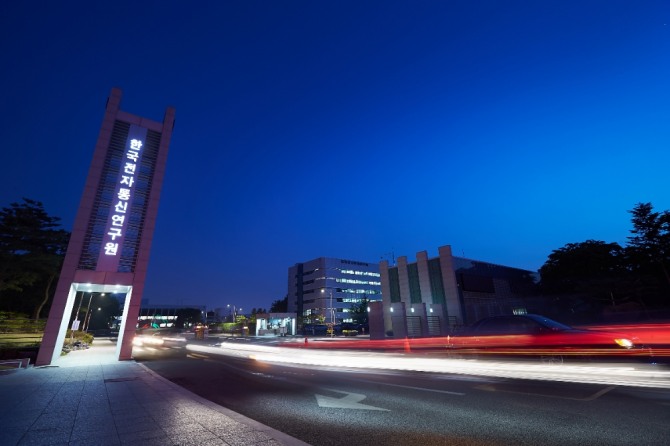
[[582, 385, 616, 401], [315, 389, 390, 411], [357, 379, 465, 396], [187, 353, 209, 359], [475, 384, 616, 401]]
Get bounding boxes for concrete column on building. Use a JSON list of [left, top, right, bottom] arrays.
[[438, 245, 464, 327], [368, 301, 385, 340], [408, 303, 428, 336], [390, 302, 407, 339], [379, 260, 394, 335], [396, 256, 410, 306], [416, 251, 432, 305]]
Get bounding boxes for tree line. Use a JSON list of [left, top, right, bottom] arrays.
[[1, 198, 668, 323], [539, 202, 670, 320], [0, 198, 69, 320]]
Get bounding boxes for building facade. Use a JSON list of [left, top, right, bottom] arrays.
[[36, 88, 175, 365], [288, 257, 382, 326], [139, 302, 206, 329], [378, 245, 539, 338]]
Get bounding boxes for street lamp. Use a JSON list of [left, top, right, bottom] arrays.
[[82, 293, 94, 331], [227, 304, 238, 322], [320, 288, 335, 327], [83, 293, 105, 332]]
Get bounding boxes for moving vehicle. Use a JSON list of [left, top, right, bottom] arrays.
[[446, 314, 643, 362], [132, 329, 187, 359]]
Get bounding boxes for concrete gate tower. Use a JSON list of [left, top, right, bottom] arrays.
[[36, 88, 175, 365]]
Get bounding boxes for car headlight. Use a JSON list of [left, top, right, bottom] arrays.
[[145, 337, 165, 346], [614, 338, 634, 348]]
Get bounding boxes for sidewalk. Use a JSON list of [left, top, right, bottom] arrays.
[[0, 339, 310, 446]]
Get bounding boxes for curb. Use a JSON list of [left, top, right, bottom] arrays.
[[137, 362, 311, 446]]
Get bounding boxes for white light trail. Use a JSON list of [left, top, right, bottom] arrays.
[[186, 343, 670, 389]]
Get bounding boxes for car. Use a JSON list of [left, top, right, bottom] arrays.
[[336, 322, 365, 336], [446, 314, 644, 362], [132, 329, 187, 359]]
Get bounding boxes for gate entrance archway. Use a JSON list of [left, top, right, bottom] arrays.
[[51, 283, 131, 364], [36, 89, 175, 366]]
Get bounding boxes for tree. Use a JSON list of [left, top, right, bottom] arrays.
[[270, 295, 288, 312], [539, 240, 626, 295], [538, 203, 670, 320], [348, 295, 370, 326], [538, 240, 632, 321], [174, 308, 204, 328], [0, 198, 70, 319], [627, 202, 670, 290]]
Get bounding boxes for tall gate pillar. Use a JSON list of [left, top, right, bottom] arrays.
[[37, 88, 175, 365]]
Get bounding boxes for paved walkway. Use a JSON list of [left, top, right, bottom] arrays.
[[0, 339, 309, 446]]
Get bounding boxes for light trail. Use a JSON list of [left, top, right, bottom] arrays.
[[186, 342, 670, 389]]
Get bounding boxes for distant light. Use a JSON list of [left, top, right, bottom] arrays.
[[430, 308, 433, 313], [411, 308, 415, 313], [367, 307, 371, 312], [390, 308, 394, 313]]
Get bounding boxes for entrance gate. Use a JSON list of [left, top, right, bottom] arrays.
[[36, 89, 175, 365]]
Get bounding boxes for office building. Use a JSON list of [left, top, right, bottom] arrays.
[[288, 257, 382, 325], [378, 245, 538, 338]]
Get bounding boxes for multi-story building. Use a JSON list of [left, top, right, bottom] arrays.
[[288, 257, 382, 325], [377, 245, 539, 338]]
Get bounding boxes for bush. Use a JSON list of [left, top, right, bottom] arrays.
[[67, 330, 94, 344], [62, 331, 94, 353]]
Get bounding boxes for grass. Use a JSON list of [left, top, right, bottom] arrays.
[[0, 333, 43, 348]]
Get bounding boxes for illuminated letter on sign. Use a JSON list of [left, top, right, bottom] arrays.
[[96, 125, 148, 272]]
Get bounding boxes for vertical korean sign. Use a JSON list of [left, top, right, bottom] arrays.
[[96, 124, 148, 272]]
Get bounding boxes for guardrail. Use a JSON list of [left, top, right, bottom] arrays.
[[0, 358, 31, 369]]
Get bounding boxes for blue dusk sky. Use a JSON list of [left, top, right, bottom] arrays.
[[1, 1, 669, 312]]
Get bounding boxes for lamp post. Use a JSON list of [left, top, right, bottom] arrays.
[[81, 293, 94, 331], [83, 307, 99, 333], [227, 304, 239, 322], [321, 288, 335, 336], [82, 292, 105, 332]]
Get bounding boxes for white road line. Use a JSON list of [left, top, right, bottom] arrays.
[[358, 379, 465, 396], [475, 384, 616, 401]]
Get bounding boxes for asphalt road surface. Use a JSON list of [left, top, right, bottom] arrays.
[[139, 342, 670, 446]]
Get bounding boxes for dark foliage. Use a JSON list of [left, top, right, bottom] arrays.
[[0, 199, 70, 319], [269, 295, 288, 312], [540, 203, 670, 321]]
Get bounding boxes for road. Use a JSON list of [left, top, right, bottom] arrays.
[[139, 338, 670, 446]]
